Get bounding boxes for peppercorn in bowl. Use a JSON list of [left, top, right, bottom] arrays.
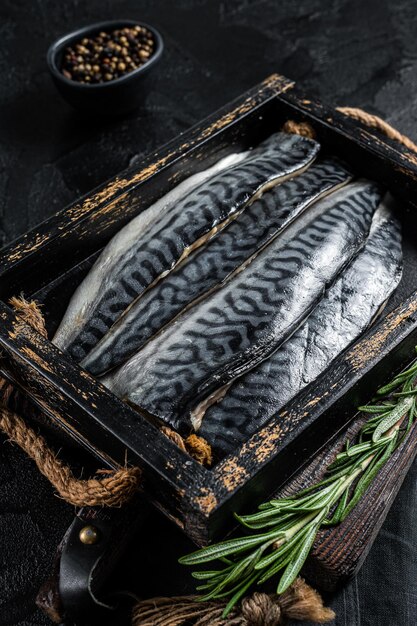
[[47, 20, 164, 115]]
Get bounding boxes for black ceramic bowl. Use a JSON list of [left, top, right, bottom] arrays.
[[47, 19, 164, 115]]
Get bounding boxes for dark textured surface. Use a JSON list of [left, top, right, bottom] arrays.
[[1, 1, 417, 625]]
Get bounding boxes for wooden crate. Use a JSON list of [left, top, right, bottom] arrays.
[[0, 73, 416, 563]]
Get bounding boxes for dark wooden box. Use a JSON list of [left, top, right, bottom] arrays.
[[1, 73, 417, 555]]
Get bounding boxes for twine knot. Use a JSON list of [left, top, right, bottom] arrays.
[[0, 297, 212, 508], [131, 579, 335, 625], [282, 119, 316, 139], [185, 433, 213, 466], [161, 426, 213, 466], [241, 592, 281, 626], [9, 295, 48, 337]]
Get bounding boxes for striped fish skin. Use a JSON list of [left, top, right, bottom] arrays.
[[82, 158, 353, 376], [103, 180, 382, 432], [55, 132, 319, 363], [199, 197, 402, 457], [52, 151, 248, 352]]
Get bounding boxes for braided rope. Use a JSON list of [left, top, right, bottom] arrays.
[[282, 119, 316, 140], [336, 106, 417, 153], [0, 297, 211, 508], [161, 427, 213, 466], [132, 579, 335, 625], [0, 396, 141, 506], [284, 106, 417, 154]]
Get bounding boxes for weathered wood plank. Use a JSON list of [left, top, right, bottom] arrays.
[[274, 409, 417, 589]]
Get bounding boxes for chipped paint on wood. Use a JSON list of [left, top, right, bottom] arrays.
[[304, 393, 329, 410], [348, 298, 417, 369], [242, 430, 284, 465], [193, 489, 218, 515], [198, 75, 293, 140], [218, 459, 249, 492], [5, 233, 50, 263], [20, 346, 53, 372]]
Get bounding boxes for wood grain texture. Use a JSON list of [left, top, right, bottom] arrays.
[[274, 411, 417, 591]]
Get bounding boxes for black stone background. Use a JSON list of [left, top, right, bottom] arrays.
[[1, 1, 417, 625]]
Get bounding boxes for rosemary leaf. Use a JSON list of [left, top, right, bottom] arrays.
[[322, 484, 350, 526], [179, 528, 282, 565], [180, 350, 417, 613], [222, 573, 260, 618], [276, 520, 321, 594], [358, 404, 395, 413], [340, 436, 397, 521], [372, 396, 414, 442]]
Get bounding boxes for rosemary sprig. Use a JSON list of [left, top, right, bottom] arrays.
[[180, 352, 417, 617]]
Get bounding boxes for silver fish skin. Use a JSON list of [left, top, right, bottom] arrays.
[[103, 180, 382, 432], [52, 151, 248, 352], [55, 132, 319, 362], [199, 196, 403, 457], [82, 157, 353, 376]]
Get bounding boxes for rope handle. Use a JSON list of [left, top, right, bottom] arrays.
[[0, 393, 141, 507], [284, 106, 417, 153], [336, 106, 417, 153], [0, 297, 211, 508], [132, 579, 335, 625]]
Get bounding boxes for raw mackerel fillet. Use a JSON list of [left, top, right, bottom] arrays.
[[52, 151, 248, 355], [199, 197, 402, 457], [54, 131, 319, 361], [83, 157, 352, 375], [102, 180, 382, 433]]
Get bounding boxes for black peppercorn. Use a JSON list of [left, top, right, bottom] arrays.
[[60, 24, 156, 84]]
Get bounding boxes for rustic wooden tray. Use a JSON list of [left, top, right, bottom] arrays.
[[0, 73, 417, 556]]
